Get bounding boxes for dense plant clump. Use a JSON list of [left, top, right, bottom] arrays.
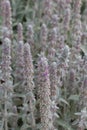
[[0, 0, 87, 130]]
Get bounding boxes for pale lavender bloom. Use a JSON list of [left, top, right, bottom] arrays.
[[43, 0, 53, 21], [15, 23, 24, 91], [1, 37, 12, 130], [78, 76, 87, 130], [81, 2, 87, 45], [24, 43, 34, 91], [15, 41, 24, 82], [81, 76, 87, 102], [48, 28, 58, 47], [2, 38, 11, 82], [73, 0, 82, 14], [48, 48, 56, 62], [2, 0, 12, 38], [50, 62, 58, 101], [69, 69, 75, 82], [63, 4, 71, 32], [40, 23, 48, 51], [27, 24, 34, 45], [67, 68, 76, 93], [72, 0, 82, 46], [56, 0, 66, 18], [37, 53, 54, 130], [24, 43, 36, 129], [65, 0, 72, 4], [17, 23, 23, 42], [50, 14, 59, 28], [47, 27, 57, 62], [44, 0, 52, 16]]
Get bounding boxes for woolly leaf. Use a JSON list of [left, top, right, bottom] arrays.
[[57, 119, 74, 130], [21, 124, 30, 130], [59, 98, 69, 106], [68, 95, 80, 101], [80, 44, 87, 55]]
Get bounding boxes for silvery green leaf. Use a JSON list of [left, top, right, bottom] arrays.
[[8, 112, 18, 117], [80, 44, 87, 55], [59, 98, 69, 106], [54, 113, 59, 118], [72, 119, 79, 125], [57, 119, 74, 130], [74, 112, 81, 116], [21, 124, 30, 130], [68, 95, 80, 101]]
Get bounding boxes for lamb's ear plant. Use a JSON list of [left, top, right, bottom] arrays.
[[63, 0, 71, 40], [23, 43, 36, 129], [14, 23, 24, 91], [17, 23, 23, 42], [1, 37, 13, 130], [49, 62, 59, 128], [27, 24, 34, 52], [37, 53, 54, 130], [2, 0, 12, 39], [12, 23, 25, 129], [47, 27, 57, 62], [50, 62, 58, 101], [71, 0, 82, 47], [77, 76, 87, 130], [40, 23, 48, 52], [42, 0, 53, 23]]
